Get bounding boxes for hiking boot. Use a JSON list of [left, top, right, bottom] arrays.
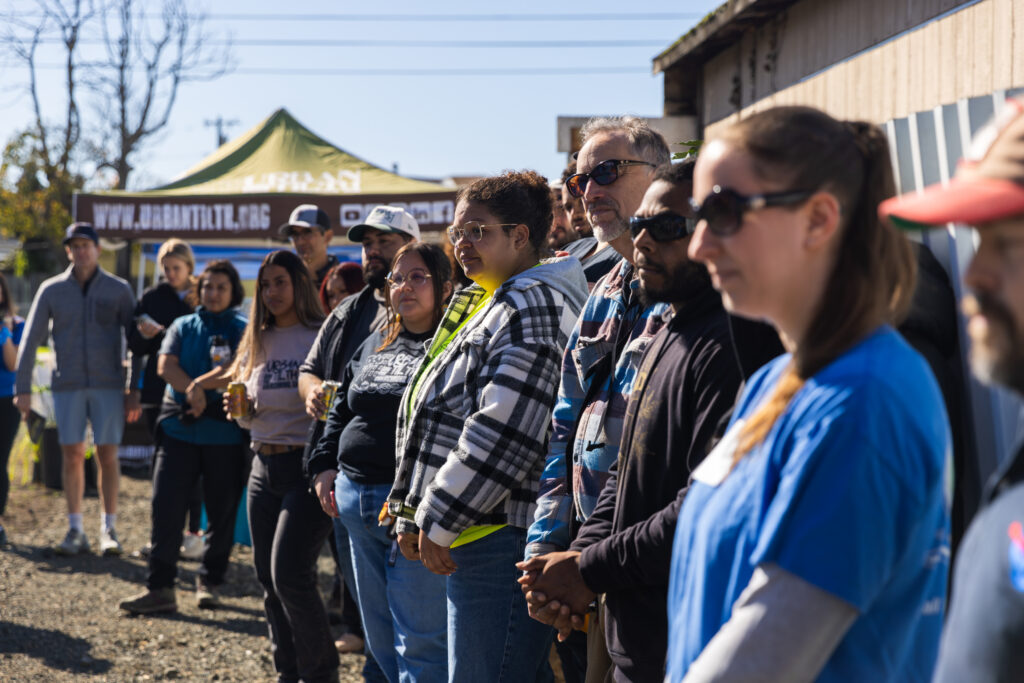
[[119, 587, 177, 615], [99, 527, 123, 556], [180, 532, 205, 561], [195, 577, 220, 609], [55, 528, 89, 556]]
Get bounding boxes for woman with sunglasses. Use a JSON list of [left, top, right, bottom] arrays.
[[309, 243, 453, 683], [665, 106, 951, 681], [389, 170, 588, 681], [222, 251, 337, 683]]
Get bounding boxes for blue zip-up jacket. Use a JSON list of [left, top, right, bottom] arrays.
[[525, 260, 669, 559], [16, 266, 136, 394]]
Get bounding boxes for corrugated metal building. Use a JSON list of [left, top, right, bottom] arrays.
[[654, 0, 1024, 521]]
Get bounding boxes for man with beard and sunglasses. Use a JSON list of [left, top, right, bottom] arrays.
[[881, 99, 1024, 683], [299, 205, 418, 670], [519, 161, 780, 682], [524, 117, 670, 683]]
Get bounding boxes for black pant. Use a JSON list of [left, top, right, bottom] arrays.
[[145, 406, 202, 532], [148, 436, 246, 589], [248, 450, 338, 683], [0, 396, 20, 517]]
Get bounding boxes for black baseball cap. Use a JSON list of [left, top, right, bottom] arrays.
[[278, 204, 331, 237], [62, 222, 99, 245]]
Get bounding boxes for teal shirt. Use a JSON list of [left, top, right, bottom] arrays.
[[158, 307, 248, 445]]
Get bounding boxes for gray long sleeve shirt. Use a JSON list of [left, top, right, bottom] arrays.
[[15, 266, 136, 394]]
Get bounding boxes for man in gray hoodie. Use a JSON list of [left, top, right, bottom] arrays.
[[15, 223, 140, 556]]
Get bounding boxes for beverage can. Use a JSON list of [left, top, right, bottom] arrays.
[[319, 380, 342, 421], [227, 381, 249, 419]]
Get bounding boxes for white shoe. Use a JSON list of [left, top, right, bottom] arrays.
[[55, 528, 90, 555], [180, 532, 205, 560], [99, 527, 123, 556]]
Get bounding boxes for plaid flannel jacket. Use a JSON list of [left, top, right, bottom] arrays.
[[525, 260, 670, 558], [389, 257, 588, 547]]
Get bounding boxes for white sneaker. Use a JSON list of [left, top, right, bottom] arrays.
[[180, 532, 205, 561], [99, 527, 123, 556], [55, 528, 90, 556]]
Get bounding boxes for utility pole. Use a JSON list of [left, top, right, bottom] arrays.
[[204, 116, 240, 148]]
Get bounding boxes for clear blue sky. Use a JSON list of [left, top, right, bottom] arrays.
[[1, 1, 721, 190]]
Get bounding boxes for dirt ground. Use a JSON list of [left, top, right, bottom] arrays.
[[0, 463, 366, 682]]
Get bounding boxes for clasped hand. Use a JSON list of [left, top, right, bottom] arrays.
[[516, 551, 594, 641]]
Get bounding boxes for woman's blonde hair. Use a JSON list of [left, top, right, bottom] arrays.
[[230, 250, 325, 382], [157, 238, 198, 307], [716, 107, 917, 461]]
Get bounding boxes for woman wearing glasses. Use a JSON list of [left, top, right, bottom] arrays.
[[308, 243, 453, 683], [389, 170, 588, 681], [665, 106, 951, 681]]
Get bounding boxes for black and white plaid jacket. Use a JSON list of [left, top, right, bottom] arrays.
[[389, 256, 589, 547]]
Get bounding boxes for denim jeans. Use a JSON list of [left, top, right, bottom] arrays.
[[248, 450, 339, 683], [335, 472, 448, 683], [447, 525, 554, 683]]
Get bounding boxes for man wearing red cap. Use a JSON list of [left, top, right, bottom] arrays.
[[881, 98, 1024, 681]]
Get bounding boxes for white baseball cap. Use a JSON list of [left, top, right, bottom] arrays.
[[347, 205, 421, 242]]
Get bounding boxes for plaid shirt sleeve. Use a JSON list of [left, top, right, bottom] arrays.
[[525, 324, 585, 559], [415, 299, 565, 547]]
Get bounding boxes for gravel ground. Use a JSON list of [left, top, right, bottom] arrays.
[[0, 466, 366, 682]]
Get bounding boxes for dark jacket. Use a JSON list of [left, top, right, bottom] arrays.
[[571, 289, 783, 683], [126, 282, 194, 405], [300, 286, 385, 483]]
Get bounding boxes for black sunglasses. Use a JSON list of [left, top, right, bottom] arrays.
[[565, 159, 656, 198], [689, 186, 816, 237], [629, 212, 696, 242]]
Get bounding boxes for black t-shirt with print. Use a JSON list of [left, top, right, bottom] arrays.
[[330, 327, 431, 485]]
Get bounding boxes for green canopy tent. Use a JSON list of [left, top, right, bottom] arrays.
[[73, 108, 456, 241]]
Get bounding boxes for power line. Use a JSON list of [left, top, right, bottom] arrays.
[[205, 12, 702, 22], [7, 11, 703, 23], [29, 63, 652, 76], [229, 66, 653, 76], [0, 37, 670, 48]]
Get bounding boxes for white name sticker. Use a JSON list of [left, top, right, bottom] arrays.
[[691, 419, 746, 487]]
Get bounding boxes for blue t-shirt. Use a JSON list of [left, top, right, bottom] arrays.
[[158, 307, 247, 445], [0, 318, 25, 397], [666, 326, 951, 682]]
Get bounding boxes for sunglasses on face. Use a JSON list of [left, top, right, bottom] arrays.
[[565, 159, 657, 198], [629, 212, 697, 242], [688, 185, 816, 237], [387, 269, 432, 289], [446, 221, 518, 246]]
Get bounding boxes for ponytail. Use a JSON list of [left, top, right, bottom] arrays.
[[720, 107, 916, 462]]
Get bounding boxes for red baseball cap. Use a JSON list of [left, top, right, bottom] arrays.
[[879, 99, 1024, 230]]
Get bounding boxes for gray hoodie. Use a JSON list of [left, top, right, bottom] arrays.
[[16, 266, 136, 394]]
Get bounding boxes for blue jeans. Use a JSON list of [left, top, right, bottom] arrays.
[[447, 526, 554, 683], [335, 473, 448, 683]]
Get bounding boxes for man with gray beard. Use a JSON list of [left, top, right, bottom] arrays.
[[881, 98, 1024, 682], [524, 116, 670, 682]]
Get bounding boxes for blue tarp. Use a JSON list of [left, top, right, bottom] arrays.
[[143, 243, 361, 281]]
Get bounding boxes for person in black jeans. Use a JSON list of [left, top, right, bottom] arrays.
[[127, 239, 202, 550], [0, 273, 24, 548], [226, 251, 335, 683], [119, 260, 248, 614]]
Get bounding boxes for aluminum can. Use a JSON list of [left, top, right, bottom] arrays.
[[319, 380, 342, 421], [227, 381, 249, 419]]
